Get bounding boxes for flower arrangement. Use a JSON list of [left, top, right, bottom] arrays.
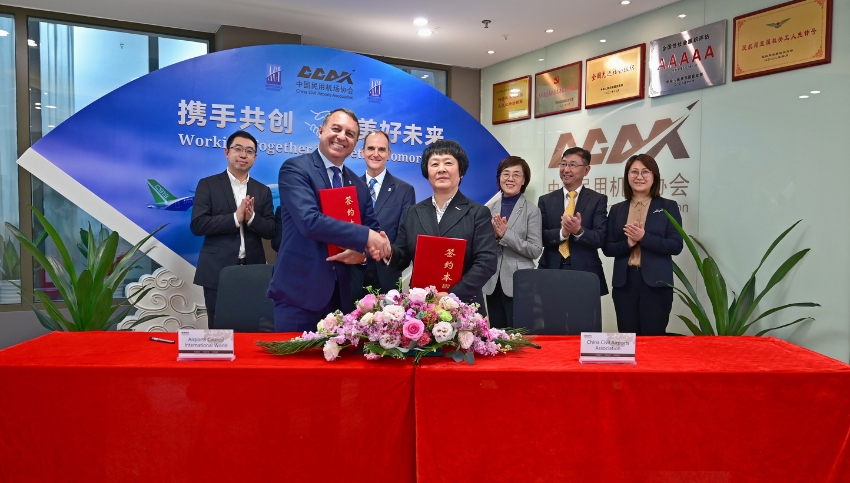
[[257, 286, 540, 364]]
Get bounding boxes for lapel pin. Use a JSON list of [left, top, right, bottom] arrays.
[[388, 188, 392, 191], [653, 209, 663, 213], [455, 207, 461, 210]]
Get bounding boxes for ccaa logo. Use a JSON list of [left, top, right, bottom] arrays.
[[297, 66, 354, 84]]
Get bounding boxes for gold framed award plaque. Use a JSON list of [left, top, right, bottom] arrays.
[[585, 44, 645, 109], [534, 61, 582, 118], [492, 76, 531, 124], [732, 0, 832, 81]]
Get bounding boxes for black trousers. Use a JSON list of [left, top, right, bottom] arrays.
[[203, 287, 217, 329], [485, 278, 514, 328], [612, 267, 673, 336]]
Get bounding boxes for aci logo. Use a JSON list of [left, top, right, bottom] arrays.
[[369, 78, 382, 98], [296, 66, 354, 84], [266, 64, 281, 91]]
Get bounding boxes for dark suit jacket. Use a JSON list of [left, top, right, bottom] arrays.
[[190, 170, 275, 289], [356, 170, 416, 292], [538, 187, 609, 296], [266, 150, 380, 312], [389, 191, 497, 307], [603, 196, 683, 288], [272, 205, 282, 252]]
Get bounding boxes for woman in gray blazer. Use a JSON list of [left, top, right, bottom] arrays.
[[483, 156, 543, 327]]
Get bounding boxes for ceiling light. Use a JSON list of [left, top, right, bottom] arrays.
[[0, 30, 9, 37], [45, 105, 57, 108], [810, 90, 821, 94], [413, 18, 429, 26], [27, 39, 37, 47], [621, 1, 631, 4], [799, 95, 809, 99], [421, 75, 429, 79], [545, 29, 554, 33], [539, 58, 545, 61], [418, 29, 432, 37], [678, 14, 687, 18], [600, 39, 607, 42], [488, 50, 495, 54], [35, 106, 41, 110]]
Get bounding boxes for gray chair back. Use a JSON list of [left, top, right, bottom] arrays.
[[512, 269, 602, 335], [215, 264, 274, 332]]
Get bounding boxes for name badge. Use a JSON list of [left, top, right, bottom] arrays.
[[579, 332, 636, 364], [177, 329, 235, 361]]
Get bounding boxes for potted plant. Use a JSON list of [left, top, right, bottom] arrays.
[[5, 206, 165, 331], [0, 235, 22, 304], [664, 211, 818, 336]]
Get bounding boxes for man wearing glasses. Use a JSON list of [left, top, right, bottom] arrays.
[[537, 147, 609, 296], [191, 130, 276, 328]]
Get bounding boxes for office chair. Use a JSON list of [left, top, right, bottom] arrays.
[[512, 269, 602, 335], [214, 264, 275, 332]]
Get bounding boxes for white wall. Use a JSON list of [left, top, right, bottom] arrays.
[[482, 0, 850, 361]]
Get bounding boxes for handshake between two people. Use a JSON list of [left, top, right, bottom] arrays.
[[325, 229, 392, 264]]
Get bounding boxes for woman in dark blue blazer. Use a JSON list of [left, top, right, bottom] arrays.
[[602, 154, 683, 335]]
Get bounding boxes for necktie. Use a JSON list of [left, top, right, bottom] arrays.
[[330, 166, 342, 188], [368, 178, 377, 208], [558, 191, 577, 259]]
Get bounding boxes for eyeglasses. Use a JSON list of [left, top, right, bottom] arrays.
[[559, 161, 587, 169], [500, 172, 524, 180], [628, 169, 652, 178], [229, 145, 257, 156]]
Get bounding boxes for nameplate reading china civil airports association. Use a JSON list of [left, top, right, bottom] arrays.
[[177, 329, 235, 361], [579, 332, 636, 364]]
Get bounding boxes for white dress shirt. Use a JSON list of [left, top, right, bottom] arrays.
[[226, 169, 255, 259]]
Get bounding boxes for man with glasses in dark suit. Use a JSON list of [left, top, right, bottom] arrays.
[[191, 130, 275, 328]]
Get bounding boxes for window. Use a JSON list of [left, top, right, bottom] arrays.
[[391, 63, 448, 95], [27, 19, 208, 299], [0, 15, 18, 304]]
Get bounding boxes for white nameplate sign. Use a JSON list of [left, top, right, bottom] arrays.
[[177, 329, 235, 361], [579, 332, 636, 364]]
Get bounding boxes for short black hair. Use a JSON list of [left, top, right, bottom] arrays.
[[322, 108, 360, 138], [420, 140, 469, 179], [562, 146, 591, 165], [226, 130, 257, 150], [496, 156, 531, 193]]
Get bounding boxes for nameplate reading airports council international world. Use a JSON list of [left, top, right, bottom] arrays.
[[732, 0, 833, 81], [492, 76, 531, 124], [534, 61, 582, 118], [585, 44, 645, 109], [178, 329, 235, 361], [649, 20, 727, 98], [579, 332, 636, 364]]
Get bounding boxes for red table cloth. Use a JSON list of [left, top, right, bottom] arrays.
[[0, 332, 416, 482], [415, 336, 850, 483]]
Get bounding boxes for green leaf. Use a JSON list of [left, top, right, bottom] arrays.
[[755, 317, 814, 337], [257, 337, 329, 355], [29, 206, 77, 282], [664, 210, 702, 272], [671, 262, 710, 327], [737, 302, 820, 335], [452, 350, 464, 363], [673, 289, 714, 335], [690, 236, 714, 260], [676, 314, 703, 336], [701, 257, 729, 335], [742, 249, 810, 324], [753, 220, 802, 276], [463, 351, 475, 365], [32, 290, 74, 331], [728, 277, 756, 335]]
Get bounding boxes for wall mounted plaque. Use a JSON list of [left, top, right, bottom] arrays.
[[649, 20, 727, 97], [534, 61, 582, 118], [585, 44, 645, 109], [492, 76, 531, 124]]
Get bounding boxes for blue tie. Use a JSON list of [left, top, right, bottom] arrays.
[[368, 178, 377, 208], [330, 166, 342, 188]]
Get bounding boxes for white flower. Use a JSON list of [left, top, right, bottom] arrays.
[[408, 287, 428, 304], [323, 340, 341, 361], [458, 330, 475, 350], [439, 296, 459, 311], [360, 312, 375, 325], [382, 305, 406, 321], [384, 289, 400, 304], [316, 320, 325, 331], [379, 333, 400, 350], [432, 321, 456, 343]]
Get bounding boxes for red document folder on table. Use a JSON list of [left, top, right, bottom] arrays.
[[410, 235, 467, 292], [318, 186, 361, 257]]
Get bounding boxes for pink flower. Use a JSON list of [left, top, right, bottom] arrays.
[[402, 319, 425, 340], [322, 313, 339, 332], [418, 331, 431, 345], [359, 294, 378, 312], [458, 330, 475, 350], [323, 340, 341, 361], [408, 287, 428, 304], [364, 353, 382, 360]]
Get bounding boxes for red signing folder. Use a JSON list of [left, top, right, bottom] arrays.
[[318, 186, 361, 257], [410, 235, 467, 292]]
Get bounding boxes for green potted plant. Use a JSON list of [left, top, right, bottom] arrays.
[[0, 235, 22, 304], [5, 206, 165, 331], [664, 211, 818, 336]]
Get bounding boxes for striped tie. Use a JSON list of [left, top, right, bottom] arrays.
[[368, 178, 377, 208]]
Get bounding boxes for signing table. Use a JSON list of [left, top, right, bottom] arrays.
[[415, 336, 850, 482], [1, 333, 849, 482], [0, 332, 416, 482]]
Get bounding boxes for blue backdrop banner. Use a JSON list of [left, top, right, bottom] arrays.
[[25, 45, 508, 270]]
